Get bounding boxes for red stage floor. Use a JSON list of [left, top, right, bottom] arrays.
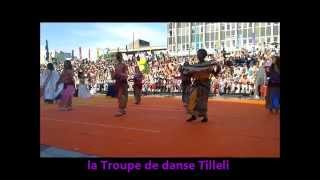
[[40, 96, 280, 157]]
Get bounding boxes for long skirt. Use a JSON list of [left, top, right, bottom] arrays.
[[116, 84, 128, 110], [187, 84, 209, 118], [268, 86, 280, 110], [78, 84, 91, 99], [60, 85, 75, 108]]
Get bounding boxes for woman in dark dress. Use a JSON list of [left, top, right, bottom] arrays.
[[266, 56, 280, 113]]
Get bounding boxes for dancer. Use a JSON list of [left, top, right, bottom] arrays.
[[111, 52, 128, 116], [40, 63, 60, 104], [178, 61, 192, 108], [56, 60, 75, 111], [129, 66, 143, 104], [183, 49, 221, 123], [78, 71, 91, 99], [266, 56, 280, 114], [254, 61, 266, 99]]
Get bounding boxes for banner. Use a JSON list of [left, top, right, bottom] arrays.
[[137, 57, 149, 74]]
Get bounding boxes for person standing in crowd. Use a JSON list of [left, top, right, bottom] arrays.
[[266, 56, 280, 113], [40, 63, 60, 104], [254, 61, 266, 99], [129, 66, 143, 104], [56, 60, 75, 111], [111, 52, 129, 116], [185, 49, 221, 123], [179, 61, 192, 107], [78, 71, 91, 99]]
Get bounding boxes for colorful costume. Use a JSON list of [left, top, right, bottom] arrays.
[[113, 63, 128, 114], [183, 61, 221, 119], [59, 69, 75, 110], [132, 72, 143, 104], [40, 69, 60, 102], [78, 78, 91, 99]]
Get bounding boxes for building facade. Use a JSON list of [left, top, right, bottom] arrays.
[[128, 39, 150, 49], [167, 22, 280, 56]]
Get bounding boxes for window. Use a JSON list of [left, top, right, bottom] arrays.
[[196, 43, 199, 49], [221, 32, 225, 40], [243, 40, 247, 44], [249, 23, 252, 27], [182, 44, 185, 50], [237, 23, 241, 30], [201, 27, 203, 33], [249, 39, 252, 43], [243, 23, 247, 28], [273, 25, 279, 35], [215, 32, 219, 40], [191, 35, 195, 42], [195, 34, 200, 42], [206, 24, 210, 33], [248, 29, 253, 38], [169, 23, 172, 29], [205, 33, 210, 41], [226, 31, 230, 38], [232, 40, 235, 46], [243, 29, 247, 37], [231, 30, 235, 37], [205, 42, 209, 48], [267, 27, 271, 36], [177, 23, 181, 28], [211, 42, 214, 47], [210, 32, 214, 41], [274, 37, 278, 42], [226, 41, 230, 47], [232, 23, 235, 29], [221, 24, 225, 30], [227, 24, 230, 30], [261, 27, 265, 36], [177, 36, 181, 44], [169, 37, 172, 45], [186, 44, 189, 49], [267, 37, 271, 43], [182, 36, 185, 44], [186, 36, 189, 42], [237, 30, 242, 36]]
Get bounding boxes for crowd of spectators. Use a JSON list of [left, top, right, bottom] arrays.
[[40, 47, 279, 97]]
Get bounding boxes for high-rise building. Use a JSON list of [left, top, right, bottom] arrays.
[[79, 46, 82, 60], [167, 22, 280, 56]]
